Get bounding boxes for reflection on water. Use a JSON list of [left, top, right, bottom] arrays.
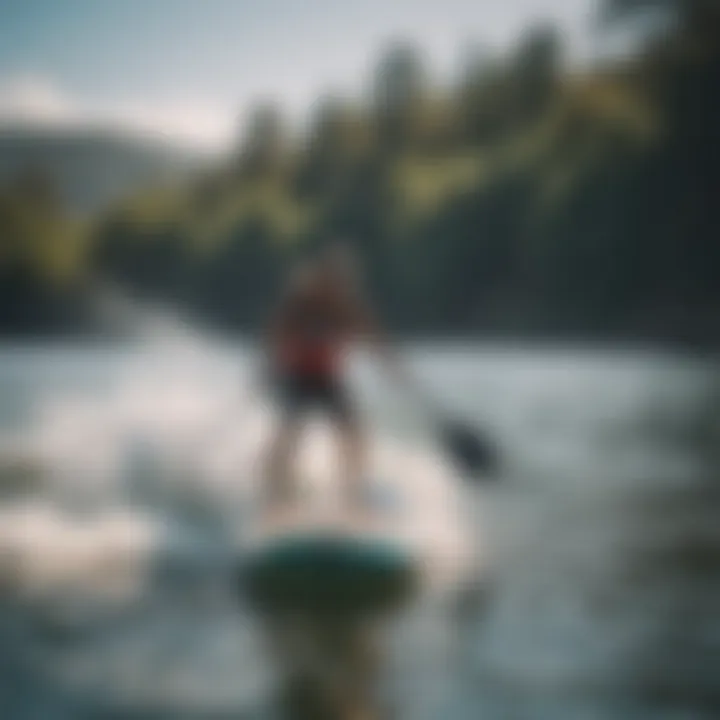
[[0, 342, 718, 718]]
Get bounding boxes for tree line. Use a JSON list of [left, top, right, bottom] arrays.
[[2, 1, 718, 345]]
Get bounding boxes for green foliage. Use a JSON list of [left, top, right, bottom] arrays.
[[0, 172, 87, 285], [4, 2, 719, 344], [87, 9, 720, 343], [0, 171, 97, 335]]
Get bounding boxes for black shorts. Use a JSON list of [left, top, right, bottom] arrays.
[[274, 371, 355, 425]]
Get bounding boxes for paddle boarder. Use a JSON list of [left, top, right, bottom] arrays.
[[262, 241, 397, 514]]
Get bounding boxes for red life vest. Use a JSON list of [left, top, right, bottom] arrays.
[[277, 336, 345, 376], [275, 291, 351, 377]]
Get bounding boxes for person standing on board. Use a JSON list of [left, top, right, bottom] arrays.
[[262, 241, 397, 514]]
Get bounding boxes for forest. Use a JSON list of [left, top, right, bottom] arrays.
[[1, 0, 718, 346]]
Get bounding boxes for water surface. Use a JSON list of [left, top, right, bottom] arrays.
[[0, 342, 718, 719]]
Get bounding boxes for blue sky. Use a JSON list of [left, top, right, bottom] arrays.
[[0, 0, 597, 147]]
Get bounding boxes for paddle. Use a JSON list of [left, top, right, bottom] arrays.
[[255, 350, 501, 479], [405, 380, 501, 480], [438, 416, 500, 478]]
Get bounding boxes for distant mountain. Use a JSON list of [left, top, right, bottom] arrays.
[[0, 125, 209, 214]]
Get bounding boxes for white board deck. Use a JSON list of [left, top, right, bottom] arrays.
[[246, 502, 412, 552]]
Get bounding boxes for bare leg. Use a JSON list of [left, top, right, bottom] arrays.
[[265, 418, 302, 515]]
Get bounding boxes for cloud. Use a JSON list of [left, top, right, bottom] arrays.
[[0, 75, 235, 150]]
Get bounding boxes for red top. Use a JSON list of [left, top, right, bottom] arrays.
[[272, 284, 359, 378], [277, 335, 346, 377]]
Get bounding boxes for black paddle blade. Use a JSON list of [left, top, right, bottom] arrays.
[[441, 421, 500, 478]]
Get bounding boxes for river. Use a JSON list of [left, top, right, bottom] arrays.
[[0, 340, 718, 719]]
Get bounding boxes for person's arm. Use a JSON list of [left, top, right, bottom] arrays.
[[265, 266, 310, 364], [350, 293, 407, 382], [266, 295, 287, 360]]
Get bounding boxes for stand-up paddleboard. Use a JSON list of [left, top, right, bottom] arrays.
[[240, 499, 421, 616]]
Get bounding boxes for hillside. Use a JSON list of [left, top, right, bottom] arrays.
[[92, 10, 720, 347], [2, 1, 719, 345], [0, 126, 205, 214]]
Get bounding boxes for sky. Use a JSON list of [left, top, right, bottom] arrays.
[[0, 0, 600, 149]]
